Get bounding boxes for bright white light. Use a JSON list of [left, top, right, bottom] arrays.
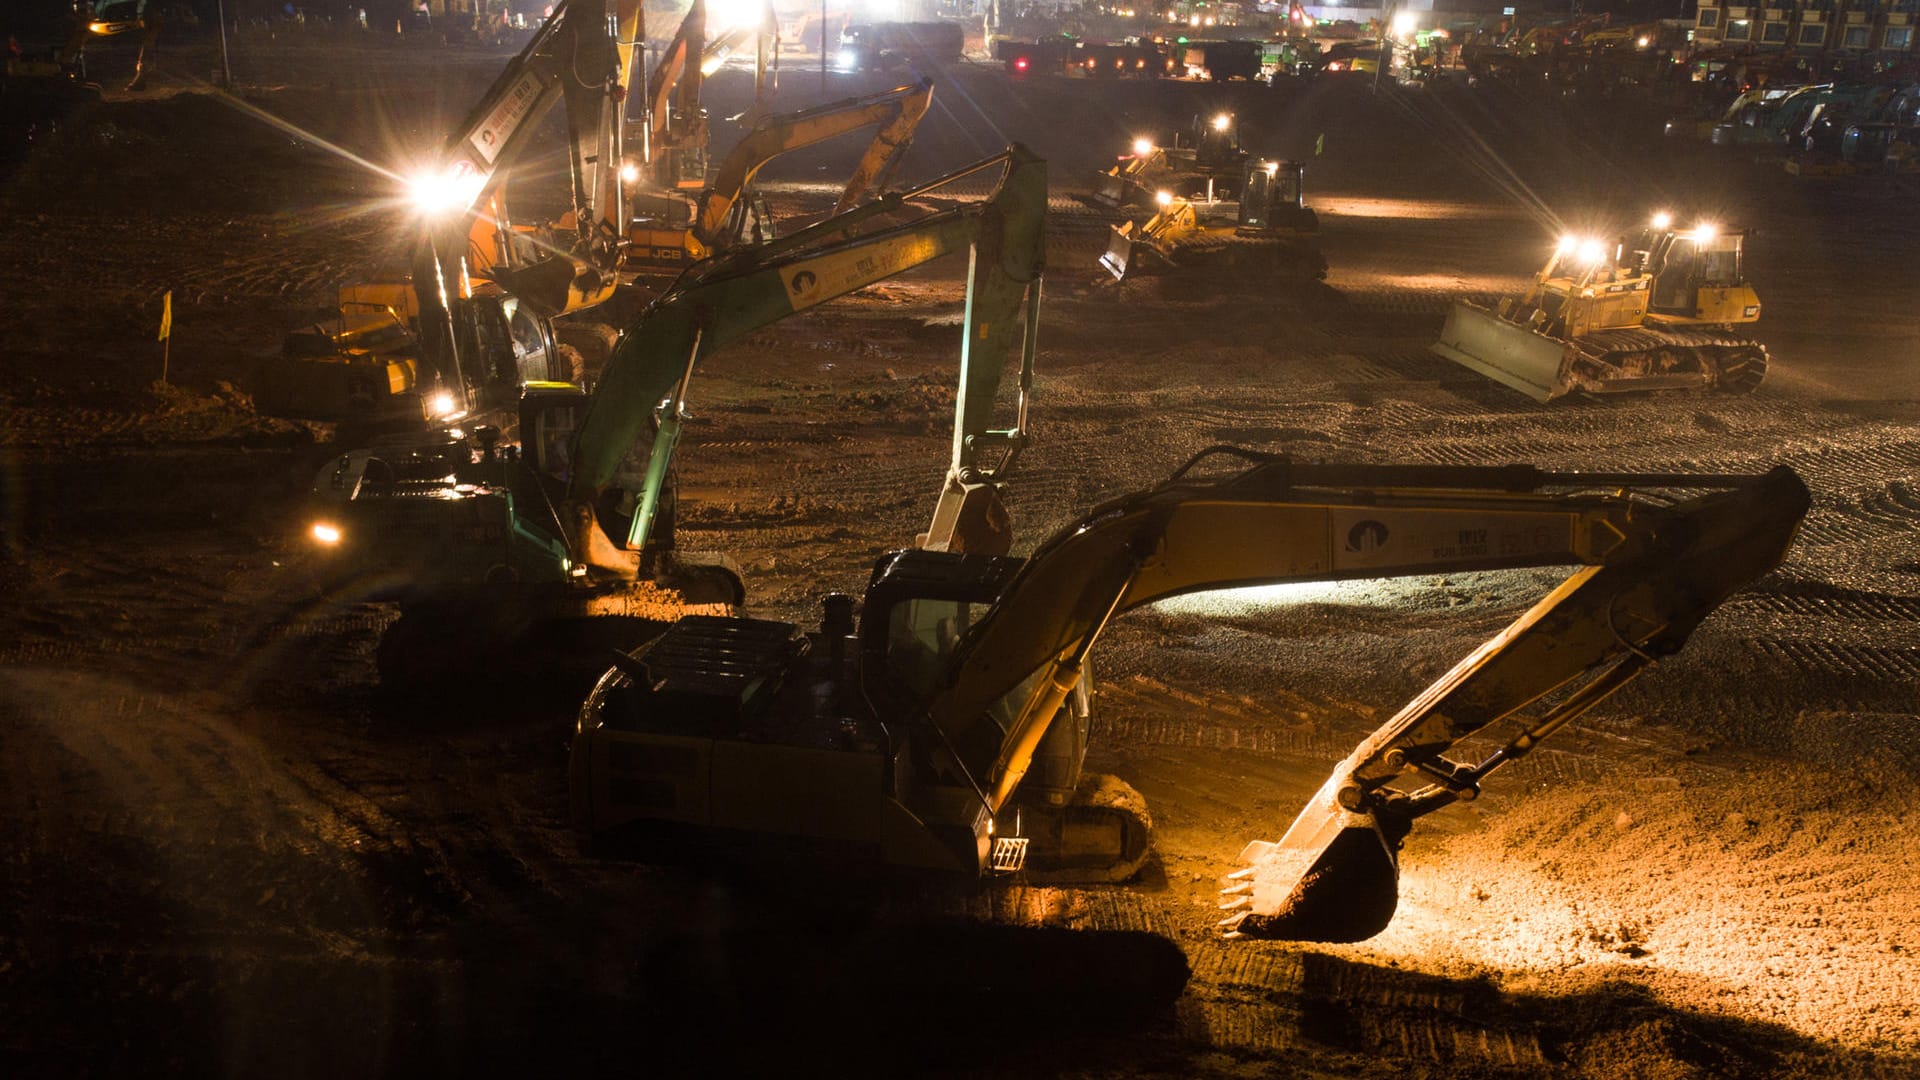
[[1693, 222, 1719, 242], [1392, 10, 1418, 35], [1132, 137, 1154, 157], [1211, 113, 1232, 132], [1557, 233, 1578, 254], [1155, 190, 1174, 207], [620, 160, 640, 186], [429, 391, 459, 419], [310, 522, 343, 545], [704, 0, 766, 34], [1651, 210, 1674, 229], [407, 162, 485, 218], [1152, 580, 1377, 616], [1636, 35, 1651, 47], [1577, 239, 1607, 265]]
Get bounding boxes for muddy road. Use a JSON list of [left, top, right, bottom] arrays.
[[3, 31, 1918, 1078]]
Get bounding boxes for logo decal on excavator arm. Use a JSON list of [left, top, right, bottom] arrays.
[[1345, 520, 1389, 553], [790, 270, 817, 296]]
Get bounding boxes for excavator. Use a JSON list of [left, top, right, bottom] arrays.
[[625, 0, 778, 197], [2, 0, 160, 150], [305, 145, 1046, 685], [1432, 212, 1768, 402], [569, 448, 1808, 942], [624, 79, 935, 276], [261, 0, 642, 422], [1100, 158, 1324, 283]]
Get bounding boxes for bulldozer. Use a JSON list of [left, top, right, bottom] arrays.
[[1432, 213, 1769, 402], [1100, 159, 1324, 283], [570, 448, 1807, 937], [305, 145, 1047, 687], [1092, 113, 1248, 209]]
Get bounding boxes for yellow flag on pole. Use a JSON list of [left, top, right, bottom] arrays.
[[158, 290, 172, 342]]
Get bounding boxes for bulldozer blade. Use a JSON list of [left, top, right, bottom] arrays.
[[1430, 301, 1573, 403], [1100, 224, 1142, 281], [1222, 771, 1401, 943]]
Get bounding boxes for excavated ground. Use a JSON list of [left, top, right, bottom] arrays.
[[3, 30, 1918, 1078]]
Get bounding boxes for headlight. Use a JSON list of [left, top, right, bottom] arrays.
[[1211, 113, 1232, 132], [311, 522, 344, 546], [1651, 210, 1674, 229], [406, 162, 485, 218], [1577, 239, 1607, 265], [429, 391, 461, 420], [620, 160, 641, 186], [1131, 137, 1153, 156], [1155, 190, 1174, 207]]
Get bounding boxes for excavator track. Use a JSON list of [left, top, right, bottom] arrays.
[[1569, 326, 1768, 396], [1013, 773, 1154, 884]]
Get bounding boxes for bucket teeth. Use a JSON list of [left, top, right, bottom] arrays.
[[1217, 911, 1248, 932], [1220, 881, 1252, 897], [1227, 867, 1256, 881], [1219, 895, 1251, 911]]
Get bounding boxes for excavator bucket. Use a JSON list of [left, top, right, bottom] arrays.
[[1219, 770, 1403, 942], [1430, 301, 1575, 403], [1101, 222, 1145, 281]]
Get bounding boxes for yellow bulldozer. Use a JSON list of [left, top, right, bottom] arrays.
[[1100, 159, 1324, 283], [1432, 212, 1768, 402]]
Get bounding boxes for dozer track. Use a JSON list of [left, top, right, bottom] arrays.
[[1568, 326, 1768, 397], [1434, 301, 1767, 402]]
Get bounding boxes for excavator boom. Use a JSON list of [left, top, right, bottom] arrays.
[[911, 451, 1804, 926], [569, 145, 1047, 571], [690, 80, 935, 247]]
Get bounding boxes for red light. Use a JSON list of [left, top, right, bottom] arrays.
[[1015, 57, 1029, 70]]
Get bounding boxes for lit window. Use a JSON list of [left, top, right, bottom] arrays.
[[1885, 26, 1913, 49], [1725, 18, 1752, 39]]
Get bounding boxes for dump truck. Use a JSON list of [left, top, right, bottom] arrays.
[[1432, 213, 1768, 402]]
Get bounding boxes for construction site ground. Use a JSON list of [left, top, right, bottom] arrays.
[[3, 35, 1918, 1078]]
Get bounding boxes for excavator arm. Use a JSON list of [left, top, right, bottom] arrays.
[[637, 0, 777, 190], [689, 80, 936, 250], [916, 449, 1807, 939], [565, 143, 1048, 577], [407, 0, 643, 399], [63, 1, 162, 91]]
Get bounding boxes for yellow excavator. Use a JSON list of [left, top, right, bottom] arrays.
[[1101, 159, 1324, 283], [624, 79, 935, 275], [305, 145, 1046, 687], [1432, 212, 1769, 402], [570, 449, 1807, 926], [624, 0, 778, 197], [261, 0, 641, 422]]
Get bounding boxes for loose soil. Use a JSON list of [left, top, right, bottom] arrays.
[[3, 28, 1917, 1079]]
